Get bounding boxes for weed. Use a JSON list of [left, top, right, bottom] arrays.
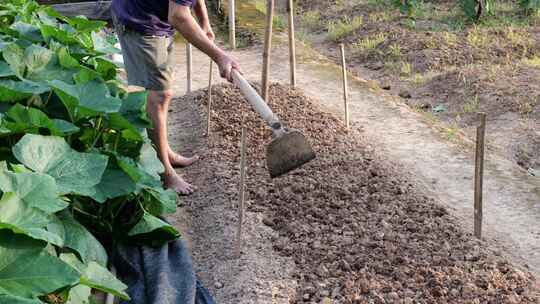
[[389, 44, 403, 58], [400, 61, 413, 76], [522, 56, 540, 67], [410, 73, 429, 85], [273, 15, 286, 31], [517, 97, 536, 115], [369, 11, 393, 23], [442, 32, 459, 46], [467, 27, 489, 48], [424, 37, 438, 49], [444, 121, 461, 140], [301, 11, 322, 29], [353, 33, 388, 51], [462, 95, 480, 113], [327, 16, 364, 41]]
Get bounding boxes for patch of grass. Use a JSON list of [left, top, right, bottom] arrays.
[[300, 11, 322, 29], [388, 44, 403, 58], [400, 61, 413, 76], [516, 97, 536, 116], [368, 11, 393, 23], [467, 27, 489, 48], [353, 33, 387, 51], [410, 73, 429, 86], [462, 95, 480, 113], [522, 56, 540, 67], [327, 16, 364, 41], [273, 15, 286, 31], [504, 26, 531, 49], [296, 29, 313, 47], [424, 37, 438, 49], [444, 121, 461, 141], [442, 32, 459, 46]]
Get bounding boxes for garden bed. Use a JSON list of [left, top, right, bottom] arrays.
[[174, 83, 539, 303]]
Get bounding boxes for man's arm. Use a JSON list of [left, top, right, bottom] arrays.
[[168, 1, 238, 80], [192, 0, 214, 40]]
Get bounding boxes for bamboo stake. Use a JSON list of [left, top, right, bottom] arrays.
[[474, 112, 486, 239], [235, 124, 247, 257], [339, 43, 350, 129], [262, 0, 274, 102], [287, 0, 296, 88], [207, 59, 214, 136], [229, 0, 236, 49], [186, 43, 193, 93]]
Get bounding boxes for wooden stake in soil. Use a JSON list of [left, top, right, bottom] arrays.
[[287, 0, 296, 88], [474, 112, 486, 239], [229, 0, 236, 49], [235, 125, 247, 257], [262, 0, 274, 102], [186, 43, 193, 93], [207, 59, 214, 136], [339, 43, 350, 129]]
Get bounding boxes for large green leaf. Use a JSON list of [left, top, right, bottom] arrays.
[[24, 44, 53, 73], [108, 92, 150, 141], [91, 32, 120, 55], [0, 61, 14, 77], [119, 91, 150, 126], [49, 79, 122, 120], [0, 193, 63, 246], [138, 141, 164, 178], [60, 254, 129, 300], [2, 43, 25, 77], [39, 23, 77, 45], [142, 187, 177, 215], [12, 134, 108, 196], [0, 230, 78, 298], [57, 47, 79, 69], [0, 170, 67, 213], [54, 211, 107, 267], [10, 22, 43, 43], [88, 57, 117, 80], [66, 284, 91, 304], [2, 103, 79, 136], [93, 167, 136, 203], [0, 80, 49, 103], [67, 16, 105, 33], [128, 213, 180, 247], [0, 294, 43, 304]]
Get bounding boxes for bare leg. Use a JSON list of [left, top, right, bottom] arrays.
[[168, 148, 199, 168], [147, 90, 195, 195]]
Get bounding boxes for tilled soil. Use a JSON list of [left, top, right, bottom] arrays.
[[181, 83, 538, 303]]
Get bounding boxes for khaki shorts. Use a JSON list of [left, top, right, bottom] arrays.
[[113, 16, 175, 91]]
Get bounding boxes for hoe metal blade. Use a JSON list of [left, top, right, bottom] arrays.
[[266, 129, 316, 178]]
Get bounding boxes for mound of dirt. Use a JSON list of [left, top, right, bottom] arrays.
[[183, 83, 538, 303]]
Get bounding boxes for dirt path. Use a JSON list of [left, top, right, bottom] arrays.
[[168, 38, 540, 279]]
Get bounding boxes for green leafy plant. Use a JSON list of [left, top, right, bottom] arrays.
[[460, 0, 493, 22], [393, 0, 417, 16], [520, 0, 540, 14], [0, 0, 180, 302], [327, 16, 363, 41]]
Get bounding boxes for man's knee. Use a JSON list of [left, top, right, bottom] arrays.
[[148, 89, 174, 106]]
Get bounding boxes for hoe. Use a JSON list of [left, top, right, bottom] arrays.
[[232, 70, 316, 178]]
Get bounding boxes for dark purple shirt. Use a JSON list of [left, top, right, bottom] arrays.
[[112, 0, 195, 37]]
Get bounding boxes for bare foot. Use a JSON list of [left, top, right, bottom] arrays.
[[163, 171, 196, 196], [168, 150, 199, 168]]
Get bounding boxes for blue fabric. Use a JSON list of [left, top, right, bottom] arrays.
[[112, 239, 215, 304], [112, 0, 196, 36]]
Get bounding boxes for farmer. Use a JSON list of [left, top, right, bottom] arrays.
[[112, 0, 240, 195]]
